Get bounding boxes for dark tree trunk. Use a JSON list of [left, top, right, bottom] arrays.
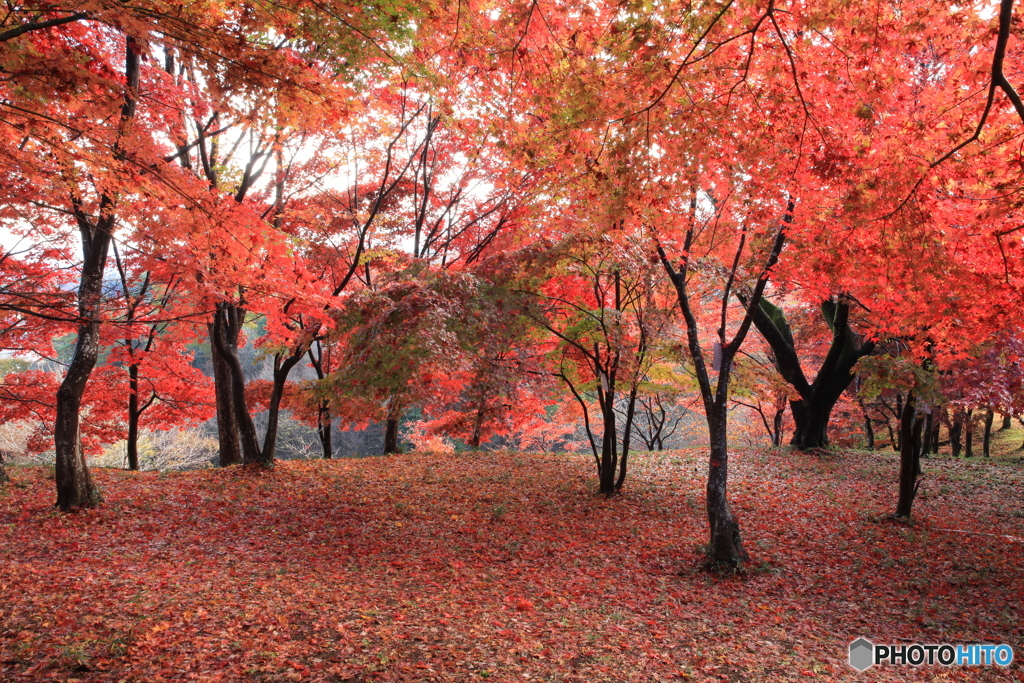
[[211, 302, 263, 465], [745, 297, 875, 451], [930, 413, 941, 454], [894, 392, 922, 518], [209, 318, 242, 466], [55, 294, 105, 510], [0, 450, 8, 484], [965, 409, 974, 458], [706, 400, 749, 567], [921, 411, 933, 456], [469, 404, 485, 450], [983, 409, 994, 458], [307, 341, 334, 459], [1000, 413, 1012, 431], [616, 387, 638, 491], [950, 408, 964, 457], [598, 391, 618, 495], [789, 402, 830, 449], [384, 409, 401, 454], [772, 404, 785, 447], [860, 401, 875, 450], [257, 349, 305, 466], [127, 363, 141, 471], [893, 394, 903, 452], [316, 402, 333, 459]]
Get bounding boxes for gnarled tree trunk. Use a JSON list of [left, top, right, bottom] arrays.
[[745, 297, 874, 451]]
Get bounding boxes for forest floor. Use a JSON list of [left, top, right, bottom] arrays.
[[1, 435, 1023, 682]]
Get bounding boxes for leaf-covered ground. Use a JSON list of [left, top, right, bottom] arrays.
[[1, 445, 1022, 682]]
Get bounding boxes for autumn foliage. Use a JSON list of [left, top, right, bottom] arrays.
[[1, 0, 1024, 677]]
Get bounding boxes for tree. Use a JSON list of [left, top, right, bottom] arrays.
[[743, 296, 876, 450], [0, 0, 366, 505], [108, 243, 215, 470], [659, 200, 789, 568], [530, 235, 672, 493]]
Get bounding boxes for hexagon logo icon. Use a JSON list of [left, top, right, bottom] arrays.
[[849, 638, 874, 671]]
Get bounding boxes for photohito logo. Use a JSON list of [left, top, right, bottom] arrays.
[[849, 638, 1014, 671]]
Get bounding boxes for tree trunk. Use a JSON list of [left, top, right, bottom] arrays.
[[950, 408, 963, 457], [0, 450, 9, 484], [965, 409, 974, 457], [706, 404, 749, 567], [1000, 413, 1012, 431], [383, 412, 401, 454], [658, 199, 786, 572], [127, 362, 141, 471], [598, 396, 617, 496], [982, 409, 994, 458], [209, 318, 242, 466], [317, 402, 333, 459], [55, 317, 104, 510], [772, 404, 785, 447], [789, 401, 830, 449], [469, 404, 485, 450], [894, 392, 922, 518], [921, 411, 933, 456], [55, 223, 111, 510], [256, 349, 305, 467], [930, 414, 941, 454], [860, 401, 875, 450], [212, 302, 263, 465], [307, 341, 334, 459], [745, 297, 874, 451], [616, 387, 638, 491]]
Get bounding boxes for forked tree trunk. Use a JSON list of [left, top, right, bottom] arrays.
[[258, 349, 305, 466], [210, 319, 242, 466], [745, 298, 874, 451], [307, 341, 334, 459], [212, 302, 263, 465], [658, 199, 786, 570]]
